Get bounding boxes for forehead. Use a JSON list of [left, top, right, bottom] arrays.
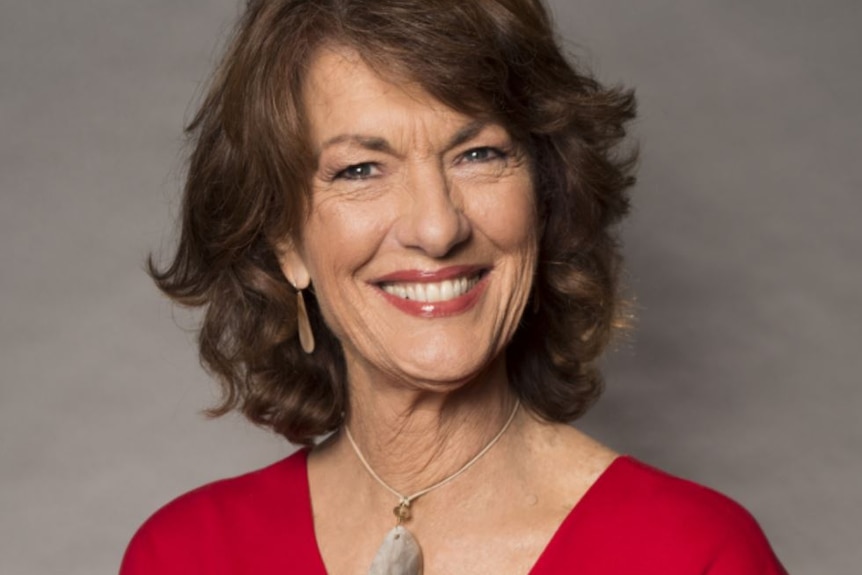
[[301, 46, 474, 146]]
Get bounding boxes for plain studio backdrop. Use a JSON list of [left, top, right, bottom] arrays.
[[1, 1, 859, 573]]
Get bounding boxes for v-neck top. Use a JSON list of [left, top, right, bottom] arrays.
[[120, 449, 787, 574]]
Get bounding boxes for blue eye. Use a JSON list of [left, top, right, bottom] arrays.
[[462, 147, 505, 163], [335, 163, 378, 180]]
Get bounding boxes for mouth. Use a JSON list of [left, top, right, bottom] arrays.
[[379, 272, 484, 303], [372, 266, 490, 317]]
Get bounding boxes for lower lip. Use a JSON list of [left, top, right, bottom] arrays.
[[376, 275, 489, 318]]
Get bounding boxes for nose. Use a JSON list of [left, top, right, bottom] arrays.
[[395, 165, 471, 258]]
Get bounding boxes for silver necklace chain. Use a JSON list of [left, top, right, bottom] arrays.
[[344, 399, 521, 514]]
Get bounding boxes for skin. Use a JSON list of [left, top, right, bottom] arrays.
[[278, 46, 617, 575]]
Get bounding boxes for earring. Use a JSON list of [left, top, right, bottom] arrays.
[[295, 286, 315, 354]]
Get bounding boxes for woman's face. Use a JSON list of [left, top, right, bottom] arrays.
[[280, 47, 539, 389]]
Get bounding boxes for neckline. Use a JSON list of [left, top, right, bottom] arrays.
[[527, 454, 632, 572], [297, 448, 633, 574]]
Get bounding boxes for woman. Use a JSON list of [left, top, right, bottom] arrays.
[[122, 0, 787, 573]]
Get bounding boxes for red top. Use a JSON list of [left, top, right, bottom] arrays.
[[120, 450, 787, 574]]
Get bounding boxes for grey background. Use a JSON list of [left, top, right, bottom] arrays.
[[1, 0, 859, 573]]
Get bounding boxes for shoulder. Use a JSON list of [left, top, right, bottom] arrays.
[[542, 456, 787, 574], [119, 449, 312, 575], [602, 457, 760, 530], [131, 449, 308, 536]]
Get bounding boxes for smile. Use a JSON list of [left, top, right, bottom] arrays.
[[373, 267, 489, 318], [380, 275, 481, 303]]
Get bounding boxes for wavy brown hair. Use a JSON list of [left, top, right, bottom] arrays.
[[150, 0, 637, 445]]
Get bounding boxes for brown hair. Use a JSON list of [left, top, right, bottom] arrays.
[[150, 0, 637, 445]]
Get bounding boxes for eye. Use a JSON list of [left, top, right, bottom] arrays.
[[460, 147, 506, 163], [334, 162, 379, 181]]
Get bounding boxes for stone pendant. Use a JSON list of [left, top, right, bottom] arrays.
[[368, 525, 423, 575]]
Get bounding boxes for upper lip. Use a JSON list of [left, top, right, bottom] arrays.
[[373, 265, 488, 284]]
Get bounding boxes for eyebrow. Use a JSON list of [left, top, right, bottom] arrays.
[[318, 119, 489, 157]]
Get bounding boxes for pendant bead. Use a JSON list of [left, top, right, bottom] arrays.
[[393, 501, 411, 523]]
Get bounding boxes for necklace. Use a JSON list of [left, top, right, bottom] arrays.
[[344, 399, 521, 575]]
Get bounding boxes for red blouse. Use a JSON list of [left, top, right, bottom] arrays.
[[120, 450, 787, 574]]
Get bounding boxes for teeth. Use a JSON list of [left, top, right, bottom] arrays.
[[381, 275, 481, 302], [439, 280, 453, 300]]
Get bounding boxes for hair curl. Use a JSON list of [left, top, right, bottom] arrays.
[[150, 0, 637, 445]]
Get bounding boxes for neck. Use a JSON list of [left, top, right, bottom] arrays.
[[338, 356, 519, 498]]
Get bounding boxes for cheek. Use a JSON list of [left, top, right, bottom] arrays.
[[300, 198, 389, 297], [470, 177, 538, 253], [306, 196, 372, 247]]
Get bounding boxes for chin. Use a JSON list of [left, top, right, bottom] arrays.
[[390, 346, 500, 390]]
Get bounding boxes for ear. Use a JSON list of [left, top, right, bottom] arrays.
[[275, 240, 311, 290]]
